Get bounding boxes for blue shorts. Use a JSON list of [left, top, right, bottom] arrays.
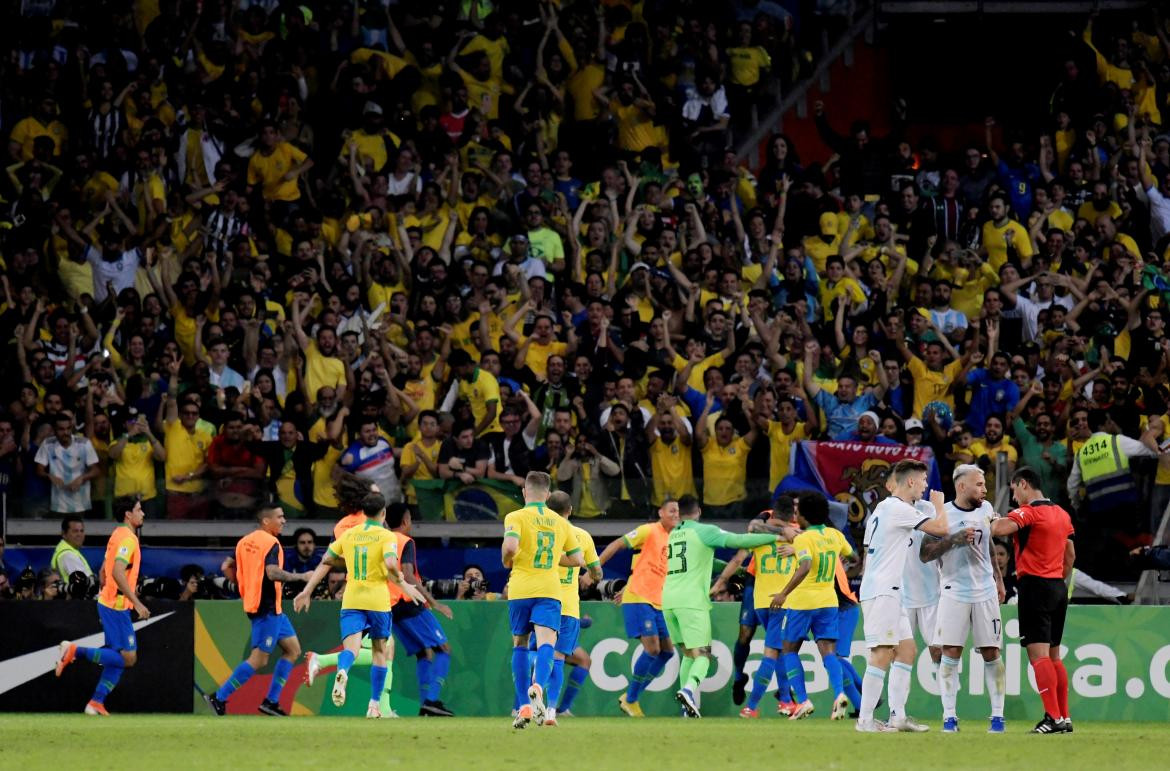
[[340, 609, 391, 641], [754, 607, 786, 650], [622, 603, 670, 640], [393, 610, 448, 656], [782, 607, 839, 644], [836, 604, 860, 657], [555, 616, 581, 656], [249, 612, 297, 653], [739, 584, 757, 626], [98, 604, 136, 652], [508, 597, 561, 636]]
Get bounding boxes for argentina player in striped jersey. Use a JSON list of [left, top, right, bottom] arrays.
[[920, 465, 1006, 734], [903, 501, 942, 684]]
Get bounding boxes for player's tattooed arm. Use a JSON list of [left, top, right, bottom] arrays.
[[747, 519, 797, 540], [919, 529, 975, 562], [265, 564, 312, 583]]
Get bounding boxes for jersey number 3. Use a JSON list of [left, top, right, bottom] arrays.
[[667, 541, 688, 575]]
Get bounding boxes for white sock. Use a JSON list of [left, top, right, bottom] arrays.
[[860, 665, 886, 722], [939, 655, 961, 719], [984, 655, 1006, 717], [888, 661, 913, 719]]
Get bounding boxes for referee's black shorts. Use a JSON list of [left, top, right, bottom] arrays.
[[1017, 575, 1069, 648]]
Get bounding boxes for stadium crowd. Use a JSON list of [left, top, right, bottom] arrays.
[[1, 0, 1170, 588]]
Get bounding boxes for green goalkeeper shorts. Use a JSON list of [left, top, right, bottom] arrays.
[[663, 607, 712, 649]]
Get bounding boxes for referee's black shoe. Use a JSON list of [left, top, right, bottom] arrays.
[[258, 699, 288, 716], [1031, 714, 1061, 734]]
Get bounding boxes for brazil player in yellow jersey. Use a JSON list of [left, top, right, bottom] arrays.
[[769, 492, 855, 721], [294, 491, 426, 718], [735, 504, 801, 718], [543, 490, 602, 726], [502, 471, 583, 729]]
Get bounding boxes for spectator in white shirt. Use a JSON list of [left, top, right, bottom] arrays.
[[929, 281, 968, 344], [34, 414, 100, 515]]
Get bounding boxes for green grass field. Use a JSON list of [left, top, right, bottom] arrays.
[[3, 716, 1165, 770]]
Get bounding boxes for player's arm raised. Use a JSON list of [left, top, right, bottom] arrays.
[[294, 552, 342, 611], [597, 534, 630, 566], [917, 489, 951, 537], [748, 518, 799, 540]]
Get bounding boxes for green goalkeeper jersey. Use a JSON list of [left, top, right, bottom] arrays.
[[661, 520, 777, 610]]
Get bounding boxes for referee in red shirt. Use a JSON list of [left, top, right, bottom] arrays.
[[991, 467, 1076, 734]]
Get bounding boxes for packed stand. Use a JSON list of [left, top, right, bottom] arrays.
[[0, 1, 1166, 585]]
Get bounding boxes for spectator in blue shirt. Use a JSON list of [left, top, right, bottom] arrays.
[[842, 411, 900, 445], [802, 340, 888, 439], [966, 351, 1019, 438], [287, 527, 321, 574]]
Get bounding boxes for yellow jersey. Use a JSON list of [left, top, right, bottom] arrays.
[[326, 519, 399, 611], [558, 525, 600, 619], [458, 368, 502, 436], [750, 538, 799, 610], [113, 436, 156, 500], [907, 356, 964, 417], [701, 437, 751, 506], [503, 502, 581, 601], [785, 526, 852, 611], [649, 435, 696, 506], [164, 420, 212, 494], [309, 417, 341, 508], [981, 219, 1034, 271], [765, 420, 807, 491], [303, 341, 348, 402], [247, 141, 308, 202]]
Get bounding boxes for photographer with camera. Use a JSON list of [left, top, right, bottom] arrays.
[[454, 565, 501, 601], [51, 515, 94, 586], [39, 568, 64, 600]]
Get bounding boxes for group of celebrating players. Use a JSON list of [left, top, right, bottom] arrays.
[[53, 459, 1076, 734]]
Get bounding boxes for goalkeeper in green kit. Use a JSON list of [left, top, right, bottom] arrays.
[[662, 495, 790, 718]]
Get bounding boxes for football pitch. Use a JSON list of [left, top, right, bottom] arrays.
[[2, 716, 1165, 770]]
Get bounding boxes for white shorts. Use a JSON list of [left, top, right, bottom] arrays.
[[905, 604, 937, 646], [932, 595, 1002, 650], [862, 596, 913, 649]]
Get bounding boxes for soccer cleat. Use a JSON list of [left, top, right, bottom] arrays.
[[830, 694, 850, 721], [331, 670, 348, 708], [943, 717, 960, 733], [889, 715, 930, 732], [675, 687, 701, 718], [1031, 714, 1060, 734], [788, 700, 815, 720], [382, 709, 399, 718], [305, 652, 321, 686], [365, 702, 382, 719], [55, 641, 77, 677], [1056, 718, 1073, 734], [258, 699, 287, 716], [855, 718, 896, 733], [732, 674, 749, 706], [558, 710, 574, 718], [84, 700, 109, 716], [988, 717, 1005, 734], [739, 707, 759, 719], [528, 683, 547, 726], [420, 700, 455, 717], [777, 700, 797, 716], [204, 693, 226, 716], [543, 709, 558, 727], [618, 693, 644, 718], [512, 704, 533, 729]]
